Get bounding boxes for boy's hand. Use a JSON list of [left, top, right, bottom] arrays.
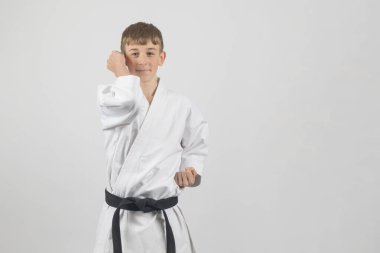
[[175, 167, 197, 188], [106, 50, 130, 77]]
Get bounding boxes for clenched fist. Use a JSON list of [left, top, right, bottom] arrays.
[[106, 50, 130, 77], [174, 167, 198, 188]]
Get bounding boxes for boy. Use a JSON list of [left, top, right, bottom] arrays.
[[93, 22, 209, 253]]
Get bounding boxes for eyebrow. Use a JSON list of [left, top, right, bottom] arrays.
[[128, 48, 158, 52]]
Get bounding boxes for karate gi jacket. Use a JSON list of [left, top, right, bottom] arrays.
[[93, 75, 209, 253]]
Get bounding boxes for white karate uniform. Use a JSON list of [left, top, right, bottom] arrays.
[[93, 75, 209, 253]]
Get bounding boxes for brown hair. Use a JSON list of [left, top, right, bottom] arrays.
[[120, 22, 164, 54]]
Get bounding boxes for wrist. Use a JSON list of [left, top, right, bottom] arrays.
[[116, 73, 129, 77], [115, 67, 129, 77]]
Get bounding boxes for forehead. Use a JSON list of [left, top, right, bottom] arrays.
[[125, 40, 160, 51]]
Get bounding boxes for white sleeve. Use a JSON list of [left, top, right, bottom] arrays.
[[179, 101, 209, 187], [97, 75, 144, 130]]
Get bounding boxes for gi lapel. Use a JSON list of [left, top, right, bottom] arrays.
[[113, 78, 168, 196]]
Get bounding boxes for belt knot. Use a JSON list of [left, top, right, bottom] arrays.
[[105, 188, 178, 253]]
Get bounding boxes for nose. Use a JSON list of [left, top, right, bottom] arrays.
[[136, 54, 148, 66]]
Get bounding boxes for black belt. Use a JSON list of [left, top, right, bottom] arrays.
[[105, 188, 178, 253]]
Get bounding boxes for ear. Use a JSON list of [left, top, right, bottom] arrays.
[[159, 51, 166, 66]]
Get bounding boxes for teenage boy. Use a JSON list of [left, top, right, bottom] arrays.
[[93, 22, 209, 253]]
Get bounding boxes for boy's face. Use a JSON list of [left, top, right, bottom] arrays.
[[124, 40, 166, 83]]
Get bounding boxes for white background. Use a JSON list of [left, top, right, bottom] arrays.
[[0, 0, 379, 252]]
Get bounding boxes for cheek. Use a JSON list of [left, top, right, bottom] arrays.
[[125, 63, 132, 71], [152, 60, 161, 67], [125, 60, 135, 69]]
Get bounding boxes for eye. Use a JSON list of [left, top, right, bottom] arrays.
[[147, 52, 155, 56], [131, 53, 138, 57]]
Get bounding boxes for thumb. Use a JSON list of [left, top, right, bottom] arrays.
[[186, 167, 197, 176]]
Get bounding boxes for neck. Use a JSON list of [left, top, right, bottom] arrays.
[[140, 76, 159, 91], [140, 76, 160, 103]]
